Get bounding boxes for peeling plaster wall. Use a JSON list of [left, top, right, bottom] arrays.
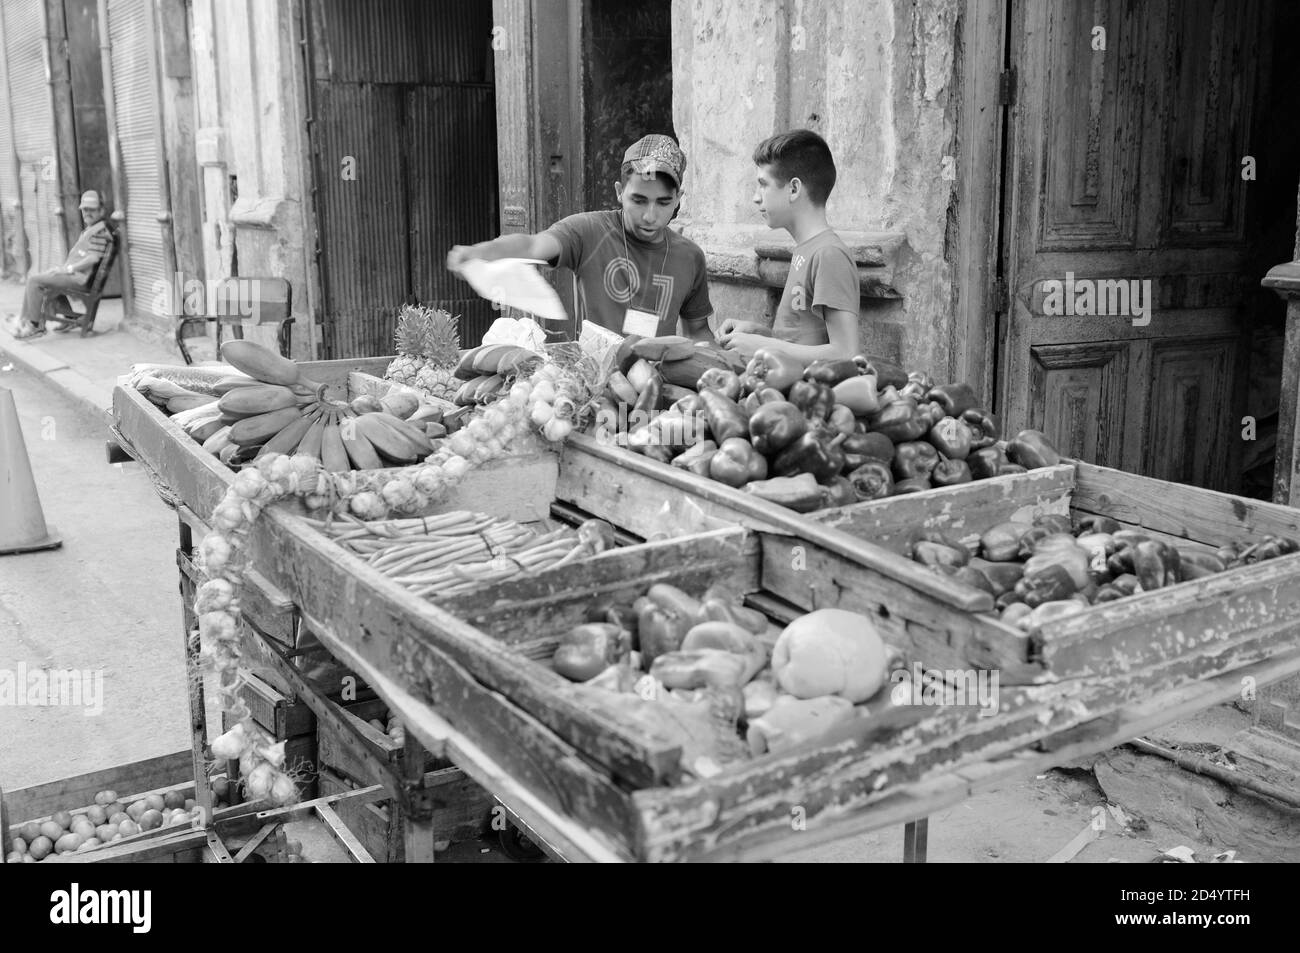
[[672, 0, 962, 376]]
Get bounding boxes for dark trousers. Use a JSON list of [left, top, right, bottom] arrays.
[[21, 270, 89, 329]]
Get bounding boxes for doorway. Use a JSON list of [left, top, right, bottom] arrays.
[[995, 0, 1300, 495]]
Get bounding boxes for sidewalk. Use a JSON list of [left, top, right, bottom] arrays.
[[0, 279, 178, 423]]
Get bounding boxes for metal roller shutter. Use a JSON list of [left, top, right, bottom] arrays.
[[0, 4, 19, 277], [106, 0, 165, 322]]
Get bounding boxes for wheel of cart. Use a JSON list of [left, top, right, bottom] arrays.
[[497, 820, 546, 861]]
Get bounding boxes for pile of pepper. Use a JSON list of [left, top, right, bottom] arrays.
[[590, 335, 1065, 514], [902, 513, 1300, 631]]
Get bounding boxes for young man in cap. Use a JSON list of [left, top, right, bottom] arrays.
[[447, 135, 714, 341], [11, 190, 114, 338]]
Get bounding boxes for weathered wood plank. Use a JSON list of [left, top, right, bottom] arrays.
[[1072, 460, 1300, 544], [812, 465, 1075, 554], [6, 750, 193, 824], [1034, 551, 1300, 676], [758, 534, 1035, 676], [439, 527, 758, 645]]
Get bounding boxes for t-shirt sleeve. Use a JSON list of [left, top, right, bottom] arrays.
[[679, 247, 713, 321], [809, 245, 860, 316], [540, 212, 597, 271]]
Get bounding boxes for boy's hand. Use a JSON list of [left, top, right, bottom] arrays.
[[717, 318, 770, 339], [721, 332, 768, 361]]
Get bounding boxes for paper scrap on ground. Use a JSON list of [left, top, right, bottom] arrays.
[[459, 258, 567, 323]]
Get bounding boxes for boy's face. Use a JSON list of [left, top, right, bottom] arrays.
[[753, 163, 794, 229], [615, 173, 681, 243]]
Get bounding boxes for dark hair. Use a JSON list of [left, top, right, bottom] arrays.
[[619, 167, 679, 191], [752, 129, 836, 205]]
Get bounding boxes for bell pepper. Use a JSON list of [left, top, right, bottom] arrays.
[[1034, 514, 1074, 535], [1076, 515, 1122, 535], [826, 404, 856, 437], [698, 368, 743, 401], [980, 521, 1033, 561], [893, 477, 932, 494], [1031, 533, 1082, 556], [996, 590, 1026, 613], [670, 393, 704, 418], [968, 557, 1024, 595], [640, 445, 676, 465], [1021, 545, 1091, 600], [877, 384, 903, 406], [968, 445, 1008, 479], [696, 596, 767, 635], [822, 475, 856, 508], [1092, 584, 1126, 603], [1106, 546, 1135, 577], [741, 386, 785, 415], [744, 474, 825, 512], [1177, 550, 1226, 581], [961, 408, 1000, 448], [698, 388, 751, 443], [1016, 525, 1057, 559], [927, 416, 973, 460], [552, 623, 631, 682], [803, 359, 862, 386], [892, 440, 940, 481], [1019, 600, 1087, 630], [900, 371, 933, 402], [932, 459, 972, 486], [773, 430, 847, 483], [925, 382, 980, 419], [1001, 602, 1034, 626], [920, 401, 946, 427], [913, 539, 970, 568], [997, 464, 1028, 476], [671, 440, 717, 471], [650, 649, 750, 692], [867, 397, 930, 442], [842, 431, 896, 470], [787, 379, 836, 421], [847, 461, 893, 501], [1132, 540, 1176, 591], [635, 601, 691, 664], [832, 375, 880, 415], [709, 437, 768, 487], [952, 566, 996, 596], [743, 348, 806, 395], [1007, 429, 1062, 469], [748, 401, 808, 455], [855, 355, 908, 389], [632, 368, 661, 420], [1074, 532, 1117, 559]]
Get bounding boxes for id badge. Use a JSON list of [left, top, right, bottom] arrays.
[[622, 308, 660, 337]]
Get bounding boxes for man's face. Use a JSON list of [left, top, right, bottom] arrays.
[[753, 164, 793, 229], [615, 173, 680, 243], [81, 204, 104, 227]]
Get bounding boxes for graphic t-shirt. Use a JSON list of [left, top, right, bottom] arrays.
[[771, 228, 860, 346], [542, 210, 713, 337], [65, 220, 112, 276]]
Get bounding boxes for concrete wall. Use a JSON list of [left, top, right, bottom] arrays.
[[671, 0, 961, 377], [187, 0, 315, 358]]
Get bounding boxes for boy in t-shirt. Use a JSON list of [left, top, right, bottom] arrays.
[[446, 135, 714, 341], [717, 130, 860, 361]]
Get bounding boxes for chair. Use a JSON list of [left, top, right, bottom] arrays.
[[174, 277, 294, 365], [46, 227, 119, 337]]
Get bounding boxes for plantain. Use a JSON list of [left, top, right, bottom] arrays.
[[454, 346, 483, 380], [166, 393, 219, 414], [354, 413, 421, 463], [297, 411, 328, 461], [188, 418, 227, 445], [368, 411, 435, 454], [256, 406, 321, 458], [454, 377, 481, 406], [228, 405, 305, 447], [631, 336, 695, 363], [606, 370, 639, 405], [211, 375, 259, 395], [340, 413, 385, 470], [319, 414, 350, 472], [202, 425, 234, 455], [471, 373, 505, 404], [220, 340, 303, 387], [473, 344, 534, 374], [218, 383, 300, 417]]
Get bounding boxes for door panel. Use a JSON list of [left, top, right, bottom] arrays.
[[1002, 0, 1267, 492]]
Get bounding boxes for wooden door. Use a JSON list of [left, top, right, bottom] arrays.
[[1001, 0, 1270, 491]]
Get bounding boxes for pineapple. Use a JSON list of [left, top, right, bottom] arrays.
[[413, 307, 461, 400], [385, 305, 429, 386]]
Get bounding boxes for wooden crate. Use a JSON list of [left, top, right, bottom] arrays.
[[109, 358, 1300, 861]]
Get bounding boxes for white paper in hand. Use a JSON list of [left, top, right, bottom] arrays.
[[459, 258, 568, 323]]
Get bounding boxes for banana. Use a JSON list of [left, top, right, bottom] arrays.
[[218, 384, 300, 417], [471, 344, 521, 374], [496, 348, 542, 376], [340, 415, 385, 470], [172, 401, 224, 430], [454, 377, 481, 406], [256, 406, 321, 458], [454, 346, 483, 380], [220, 340, 302, 387], [606, 370, 639, 405], [219, 442, 243, 466], [211, 375, 259, 395], [202, 425, 234, 455], [297, 412, 328, 461], [167, 393, 218, 414], [354, 413, 420, 463], [188, 418, 227, 445], [471, 374, 505, 403], [631, 336, 695, 363], [319, 416, 350, 472], [228, 405, 306, 447], [369, 411, 435, 454]]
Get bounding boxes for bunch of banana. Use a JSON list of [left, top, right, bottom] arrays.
[[454, 343, 542, 380], [136, 375, 220, 414]]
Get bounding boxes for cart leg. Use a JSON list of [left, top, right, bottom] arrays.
[[401, 733, 436, 863], [178, 514, 215, 830], [903, 818, 929, 863]]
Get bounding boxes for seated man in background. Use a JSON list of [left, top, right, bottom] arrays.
[[11, 190, 112, 339]]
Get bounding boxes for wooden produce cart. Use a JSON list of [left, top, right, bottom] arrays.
[[107, 358, 1300, 862]]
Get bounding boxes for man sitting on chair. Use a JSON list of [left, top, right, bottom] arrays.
[[12, 190, 112, 339]]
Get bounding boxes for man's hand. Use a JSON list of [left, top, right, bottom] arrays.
[[716, 318, 770, 340], [721, 331, 769, 361], [445, 245, 477, 275]]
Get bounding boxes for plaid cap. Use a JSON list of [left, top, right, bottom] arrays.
[[622, 135, 685, 188]]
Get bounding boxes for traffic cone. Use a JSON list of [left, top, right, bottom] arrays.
[[0, 386, 62, 555]]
